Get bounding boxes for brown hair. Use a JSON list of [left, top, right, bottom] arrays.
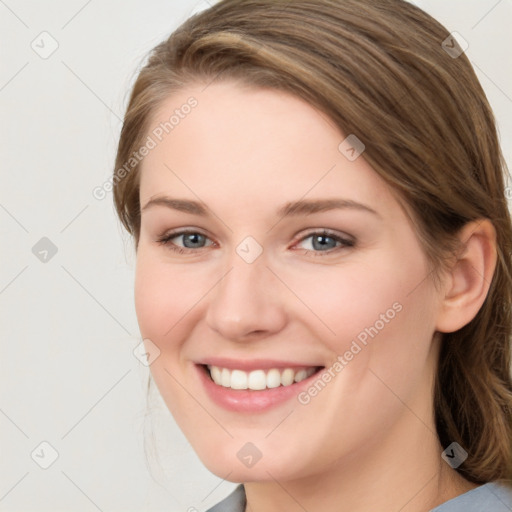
[[113, 0, 512, 484]]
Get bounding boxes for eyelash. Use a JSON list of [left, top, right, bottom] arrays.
[[156, 229, 355, 257]]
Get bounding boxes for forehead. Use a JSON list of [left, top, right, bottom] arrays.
[[139, 81, 397, 219]]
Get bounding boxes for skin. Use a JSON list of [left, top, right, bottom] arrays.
[[134, 81, 496, 512]]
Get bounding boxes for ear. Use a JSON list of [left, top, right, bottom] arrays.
[[435, 219, 497, 333]]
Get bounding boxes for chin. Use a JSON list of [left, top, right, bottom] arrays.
[[193, 437, 310, 483]]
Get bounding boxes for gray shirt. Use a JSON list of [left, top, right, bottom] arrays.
[[206, 481, 512, 512]]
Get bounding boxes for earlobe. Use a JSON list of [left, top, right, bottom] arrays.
[[435, 219, 497, 333]]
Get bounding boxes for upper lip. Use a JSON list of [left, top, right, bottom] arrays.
[[196, 357, 324, 371]]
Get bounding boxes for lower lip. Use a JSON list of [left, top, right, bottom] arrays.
[[196, 364, 323, 413]]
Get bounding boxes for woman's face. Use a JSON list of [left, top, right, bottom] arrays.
[[135, 81, 444, 482]]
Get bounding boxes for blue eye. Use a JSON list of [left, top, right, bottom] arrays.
[[295, 231, 354, 255], [157, 230, 214, 253], [156, 229, 354, 256], [178, 232, 208, 249]]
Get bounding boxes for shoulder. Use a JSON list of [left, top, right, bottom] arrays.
[[205, 485, 246, 512], [203, 482, 512, 512], [430, 481, 512, 512]]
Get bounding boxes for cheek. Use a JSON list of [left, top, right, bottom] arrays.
[[281, 249, 431, 353], [328, 251, 437, 406], [134, 250, 206, 342], [133, 251, 203, 415], [282, 246, 438, 415], [134, 256, 170, 341]]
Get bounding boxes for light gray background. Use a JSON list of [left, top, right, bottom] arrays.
[[1, 1, 511, 511]]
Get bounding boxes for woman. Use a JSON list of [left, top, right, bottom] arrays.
[[113, 1, 512, 510]]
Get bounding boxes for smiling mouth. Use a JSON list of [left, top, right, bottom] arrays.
[[203, 364, 324, 391]]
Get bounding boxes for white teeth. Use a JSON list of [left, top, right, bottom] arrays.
[[207, 365, 318, 390], [294, 369, 308, 382], [210, 366, 222, 384], [295, 367, 316, 382], [230, 370, 248, 389], [266, 368, 281, 388], [248, 370, 267, 390], [281, 368, 295, 386], [221, 368, 231, 387]]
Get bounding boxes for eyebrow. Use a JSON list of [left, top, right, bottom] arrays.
[[141, 196, 380, 218]]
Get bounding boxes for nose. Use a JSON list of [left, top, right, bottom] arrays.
[[205, 254, 287, 342]]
